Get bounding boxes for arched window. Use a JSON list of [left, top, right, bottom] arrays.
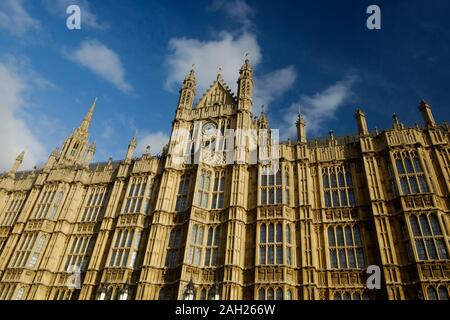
[[284, 171, 290, 205], [276, 288, 283, 300], [260, 224, 266, 243], [438, 287, 449, 300], [336, 227, 344, 246], [16, 287, 25, 300], [189, 224, 204, 265], [200, 288, 207, 300], [211, 172, 225, 209], [353, 292, 361, 300], [328, 225, 365, 269], [28, 234, 47, 268], [286, 224, 293, 265], [268, 224, 274, 242], [175, 175, 190, 212], [259, 166, 285, 205], [330, 173, 337, 188], [12, 234, 36, 268], [204, 226, 220, 267], [165, 228, 181, 267], [393, 152, 429, 195], [427, 287, 437, 300], [328, 227, 338, 268], [323, 173, 329, 188], [197, 171, 211, 209], [121, 230, 128, 247], [343, 292, 351, 300], [258, 288, 265, 300], [286, 289, 292, 300], [110, 229, 135, 267], [333, 292, 341, 300], [409, 213, 448, 261], [286, 225, 291, 244], [276, 224, 282, 242], [338, 172, 345, 187], [260, 223, 286, 265], [267, 288, 274, 300]]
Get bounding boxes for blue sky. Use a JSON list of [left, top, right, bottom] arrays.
[[0, 0, 449, 170]]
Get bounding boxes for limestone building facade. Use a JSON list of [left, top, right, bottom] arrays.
[[0, 60, 449, 300]]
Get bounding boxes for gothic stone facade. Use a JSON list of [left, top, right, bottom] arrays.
[[0, 60, 449, 301]]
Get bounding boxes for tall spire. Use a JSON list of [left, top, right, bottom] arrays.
[[8, 151, 25, 177], [217, 66, 223, 81], [237, 56, 253, 113], [183, 65, 196, 89], [177, 67, 196, 111], [239, 56, 253, 79], [125, 132, 137, 162], [79, 98, 97, 133], [419, 100, 436, 127], [257, 108, 268, 129], [354, 109, 369, 136], [296, 113, 307, 143], [57, 98, 97, 166]]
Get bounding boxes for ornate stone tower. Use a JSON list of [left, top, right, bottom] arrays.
[[57, 98, 97, 167]]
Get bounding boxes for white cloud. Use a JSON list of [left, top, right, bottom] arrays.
[[209, 0, 254, 30], [166, 31, 262, 95], [254, 66, 297, 114], [0, 61, 47, 171], [166, 0, 295, 114], [137, 131, 170, 156], [0, 0, 40, 36], [65, 40, 133, 93], [283, 75, 358, 137], [43, 0, 108, 30]]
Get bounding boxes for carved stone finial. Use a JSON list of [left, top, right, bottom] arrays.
[[329, 129, 335, 139], [145, 145, 151, 156], [392, 113, 399, 124]]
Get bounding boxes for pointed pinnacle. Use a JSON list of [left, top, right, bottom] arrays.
[[17, 150, 25, 161], [80, 98, 97, 132]]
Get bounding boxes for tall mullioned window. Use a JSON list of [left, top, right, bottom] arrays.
[[175, 175, 190, 212], [426, 286, 449, 300], [196, 170, 211, 209], [65, 236, 94, 272], [11, 233, 37, 268], [1, 193, 26, 227], [259, 223, 292, 265], [393, 151, 429, 195], [441, 148, 450, 175], [165, 228, 182, 267], [258, 287, 286, 300], [109, 229, 141, 268], [328, 225, 365, 269], [322, 167, 355, 208], [32, 186, 56, 219], [0, 238, 6, 254], [32, 185, 65, 220], [408, 213, 448, 261], [285, 224, 293, 265], [260, 167, 290, 205], [124, 176, 152, 214], [81, 187, 107, 222], [211, 172, 225, 209], [204, 226, 220, 266], [188, 224, 204, 266], [28, 235, 46, 268]]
